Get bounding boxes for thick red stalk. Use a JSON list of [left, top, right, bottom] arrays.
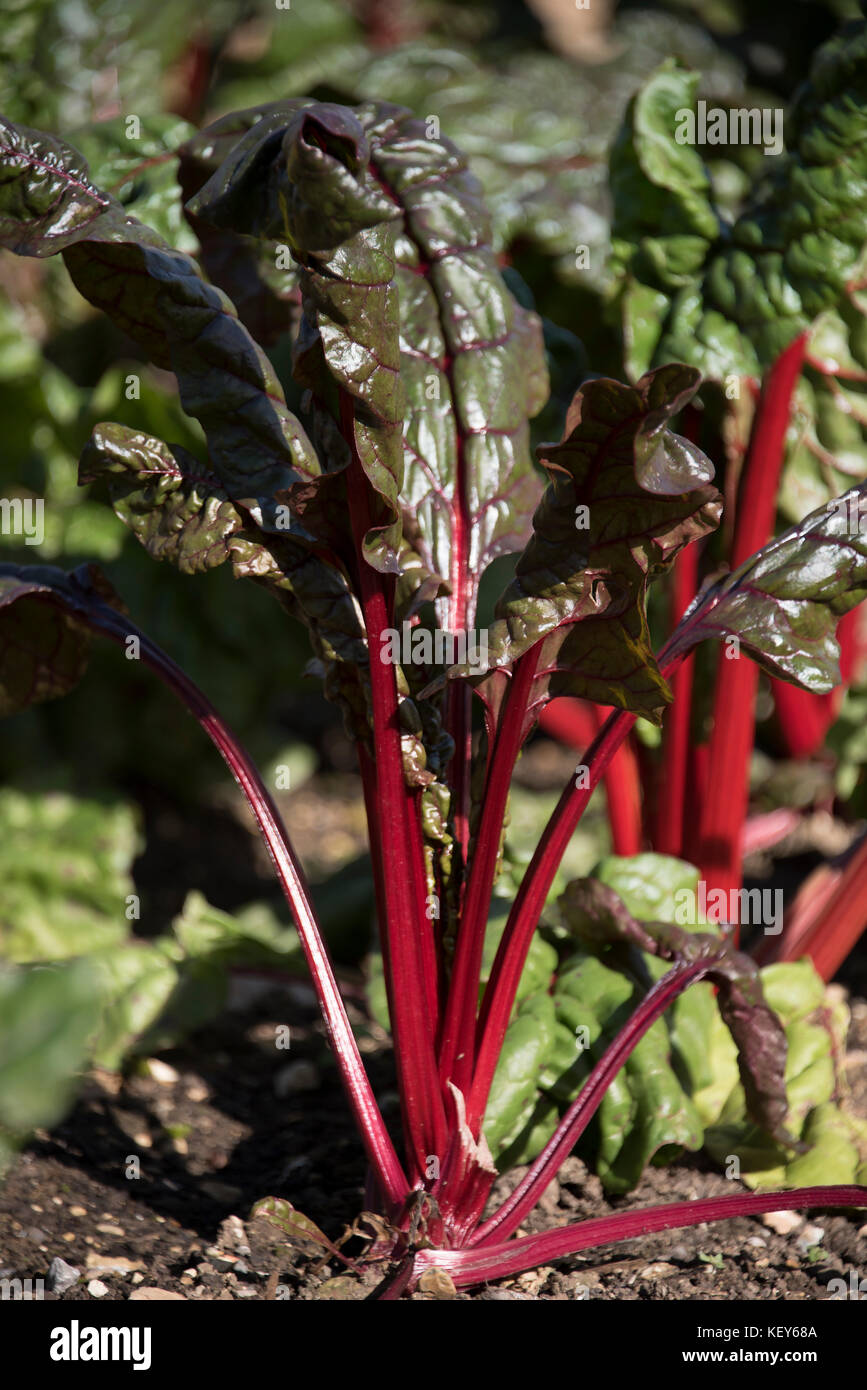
[[341, 391, 446, 1177], [438, 647, 541, 1099], [697, 333, 808, 922], [415, 1187, 867, 1289], [772, 680, 835, 758], [474, 959, 708, 1245], [590, 703, 642, 856], [85, 606, 409, 1210]]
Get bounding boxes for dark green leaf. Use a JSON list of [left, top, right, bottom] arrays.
[[0, 561, 124, 716], [612, 24, 867, 379], [669, 483, 867, 690], [440, 364, 721, 724], [188, 98, 549, 606], [0, 116, 322, 528]]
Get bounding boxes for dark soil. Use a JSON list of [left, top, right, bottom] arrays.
[[1, 977, 865, 1301]]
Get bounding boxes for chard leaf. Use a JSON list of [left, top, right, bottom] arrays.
[[549, 950, 704, 1192], [0, 116, 322, 527], [440, 364, 721, 723], [76, 424, 377, 739], [0, 789, 138, 961], [178, 109, 303, 348], [612, 23, 867, 380], [0, 561, 125, 716], [559, 877, 798, 1150], [482, 991, 556, 1156], [669, 483, 867, 690], [188, 98, 548, 613], [0, 959, 100, 1171]]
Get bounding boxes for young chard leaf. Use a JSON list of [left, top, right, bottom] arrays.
[[666, 483, 867, 689], [439, 364, 721, 725]]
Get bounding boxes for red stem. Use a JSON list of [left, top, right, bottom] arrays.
[[466, 675, 669, 1133], [539, 700, 642, 856], [416, 1187, 867, 1289], [696, 333, 808, 928], [591, 703, 642, 856], [341, 391, 446, 1178], [438, 648, 541, 1100], [754, 830, 867, 979], [85, 606, 409, 1210]]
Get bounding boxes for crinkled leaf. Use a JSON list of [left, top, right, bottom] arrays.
[[549, 950, 703, 1192], [702, 962, 867, 1189], [669, 483, 867, 691], [178, 106, 305, 347], [188, 97, 549, 610], [440, 364, 721, 725], [559, 876, 798, 1150], [0, 116, 322, 532], [77, 424, 376, 740], [612, 25, 867, 379], [0, 561, 125, 717]]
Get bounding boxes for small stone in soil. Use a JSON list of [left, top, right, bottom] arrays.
[[128, 1287, 187, 1301], [87, 1280, 108, 1298], [47, 1258, 80, 1294], [273, 1060, 320, 1097], [142, 1058, 180, 1085], [217, 1215, 250, 1255], [762, 1210, 802, 1236]]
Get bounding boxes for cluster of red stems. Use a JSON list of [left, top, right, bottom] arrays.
[[89, 331, 867, 1298]]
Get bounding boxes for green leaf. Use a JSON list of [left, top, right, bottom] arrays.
[[559, 875, 797, 1149], [611, 24, 867, 379], [482, 991, 556, 1156], [669, 483, 867, 691], [0, 788, 139, 961], [0, 959, 100, 1152], [591, 853, 702, 926]]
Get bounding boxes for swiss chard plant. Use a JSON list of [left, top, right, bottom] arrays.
[[533, 16, 867, 983], [1, 87, 866, 1296]]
